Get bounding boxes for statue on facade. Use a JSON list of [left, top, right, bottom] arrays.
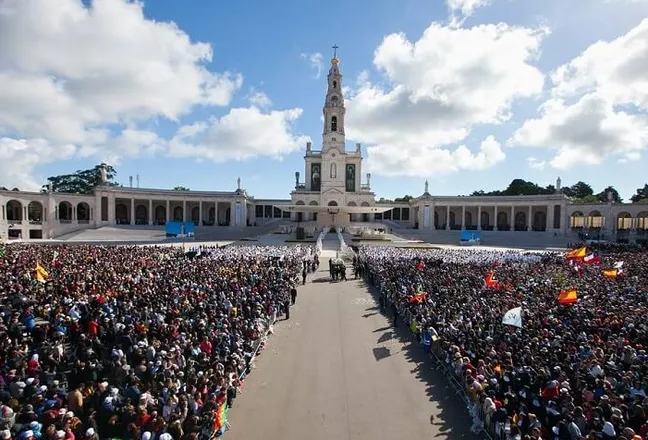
[[366, 173, 371, 188], [425, 180, 429, 194], [306, 141, 312, 152], [237, 177, 241, 191], [311, 165, 320, 188], [99, 165, 108, 185], [295, 171, 300, 187]]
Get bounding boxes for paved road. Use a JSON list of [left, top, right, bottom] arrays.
[[227, 261, 480, 440]]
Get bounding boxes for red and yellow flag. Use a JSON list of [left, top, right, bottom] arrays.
[[566, 247, 587, 259], [485, 270, 500, 289], [558, 288, 577, 305], [602, 268, 623, 278]]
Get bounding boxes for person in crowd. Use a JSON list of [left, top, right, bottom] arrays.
[[0, 243, 306, 440], [359, 243, 648, 440]]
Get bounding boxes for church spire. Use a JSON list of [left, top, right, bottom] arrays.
[[322, 45, 345, 153]]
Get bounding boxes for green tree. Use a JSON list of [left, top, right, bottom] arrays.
[[563, 181, 594, 199], [630, 184, 648, 203], [43, 163, 118, 194], [596, 186, 622, 203], [471, 179, 554, 196], [173, 186, 190, 191], [394, 195, 413, 203]]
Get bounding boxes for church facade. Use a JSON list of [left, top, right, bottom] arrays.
[[1, 54, 647, 242]]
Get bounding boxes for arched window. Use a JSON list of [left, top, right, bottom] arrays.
[[333, 80, 337, 89], [331, 116, 337, 132], [330, 163, 337, 179]]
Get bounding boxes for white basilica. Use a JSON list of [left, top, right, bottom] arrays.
[[1, 53, 647, 244]]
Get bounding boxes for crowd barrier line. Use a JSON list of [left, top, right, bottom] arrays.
[[209, 314, 276, 439], [374, 278, 504, 440]]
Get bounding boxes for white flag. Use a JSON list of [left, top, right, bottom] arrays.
[[613, 261, 624, 269], [502, 307, 523, 328]]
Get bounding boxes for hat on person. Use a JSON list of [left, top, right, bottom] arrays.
[[0, 430, 11, 440], [158, 434, 172, 440], [602, 421, 616, 437], [85, 428, 95, 437], [56, 431, 65, 439], [141, 433, 152, 440]]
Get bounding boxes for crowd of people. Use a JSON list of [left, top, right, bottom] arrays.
[[0, 243, 307, 440], [359, 245, 648, 440]]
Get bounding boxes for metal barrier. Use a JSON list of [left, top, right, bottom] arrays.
[[385, 288, 505, 439], [208, 315, 276, 438]]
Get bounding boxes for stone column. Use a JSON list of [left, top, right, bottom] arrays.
[[494, 205, 498, 231], [430, 201, 436, 230], [477, 206, 482, 230], [241, 201, 248, 227], [510, 205, 515, 231], [94, 193, 101, 226], [446, 206, 450, 230], [559, 203, 566, 233], [182, 200, 187, 222], [148, 200, 153, 225], [461, 205, 466, 230], [528, 205, 532, 231], [130, 198, 135, 225], [548, 204, 554, 232], [198, 200, 203, 226], [108, 194, 116, 225], [230, 201, 236, 226], [73, 206, 77, 221], [166, 200, 170, 223]]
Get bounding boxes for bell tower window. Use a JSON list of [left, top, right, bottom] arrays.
[[331, 116, 337, 132], [333, 80, 337, 89]]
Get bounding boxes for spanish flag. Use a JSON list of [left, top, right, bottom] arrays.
[[565, 247, 587, 259], [35, 263, 49, 283], [558, 288, 577, 305], [602, 268, 623, 278]]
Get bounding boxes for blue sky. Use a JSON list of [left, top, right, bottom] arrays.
[[1, 0, 648, 201]]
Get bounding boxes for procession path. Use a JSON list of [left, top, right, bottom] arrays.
[[227, 260, 480, 440]]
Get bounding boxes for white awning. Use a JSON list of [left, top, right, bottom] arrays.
[[274, 205, 394, 214]]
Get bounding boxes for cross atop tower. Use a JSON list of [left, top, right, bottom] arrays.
[[332, 44, 339, 58]]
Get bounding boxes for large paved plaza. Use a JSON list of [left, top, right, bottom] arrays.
[[227, 259, 480, 440]]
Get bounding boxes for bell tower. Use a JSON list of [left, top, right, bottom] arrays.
[[322, 45, 345, 153]]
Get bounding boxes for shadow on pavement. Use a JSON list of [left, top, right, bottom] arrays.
[[357, 278, 482, 440]]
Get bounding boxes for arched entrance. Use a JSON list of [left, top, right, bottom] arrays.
[[77, 202, 90, 223], [135, 205, 148, 225], [155, 205, 166, 225]]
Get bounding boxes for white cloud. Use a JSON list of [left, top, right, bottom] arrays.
[[0, 0, 243, 189], [509, 18, 648, 168], [346, 22, 547, 177], [365, 135, 505, 176], [0, 138, 76, 190], [526, 157, 546, 170], [168, 106, 310, 162], [446, 0, 493, 21], [301, 52, 324, 79], [248, 91, 273, 108]]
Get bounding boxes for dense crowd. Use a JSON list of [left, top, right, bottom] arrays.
[[0, 243, 306, 440], [360, 246, 648, 440]]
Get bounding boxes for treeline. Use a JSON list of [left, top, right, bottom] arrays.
[[470, 179, 648, 204]]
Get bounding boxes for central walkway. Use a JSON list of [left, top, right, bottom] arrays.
[[227, 259, 480, 440]]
